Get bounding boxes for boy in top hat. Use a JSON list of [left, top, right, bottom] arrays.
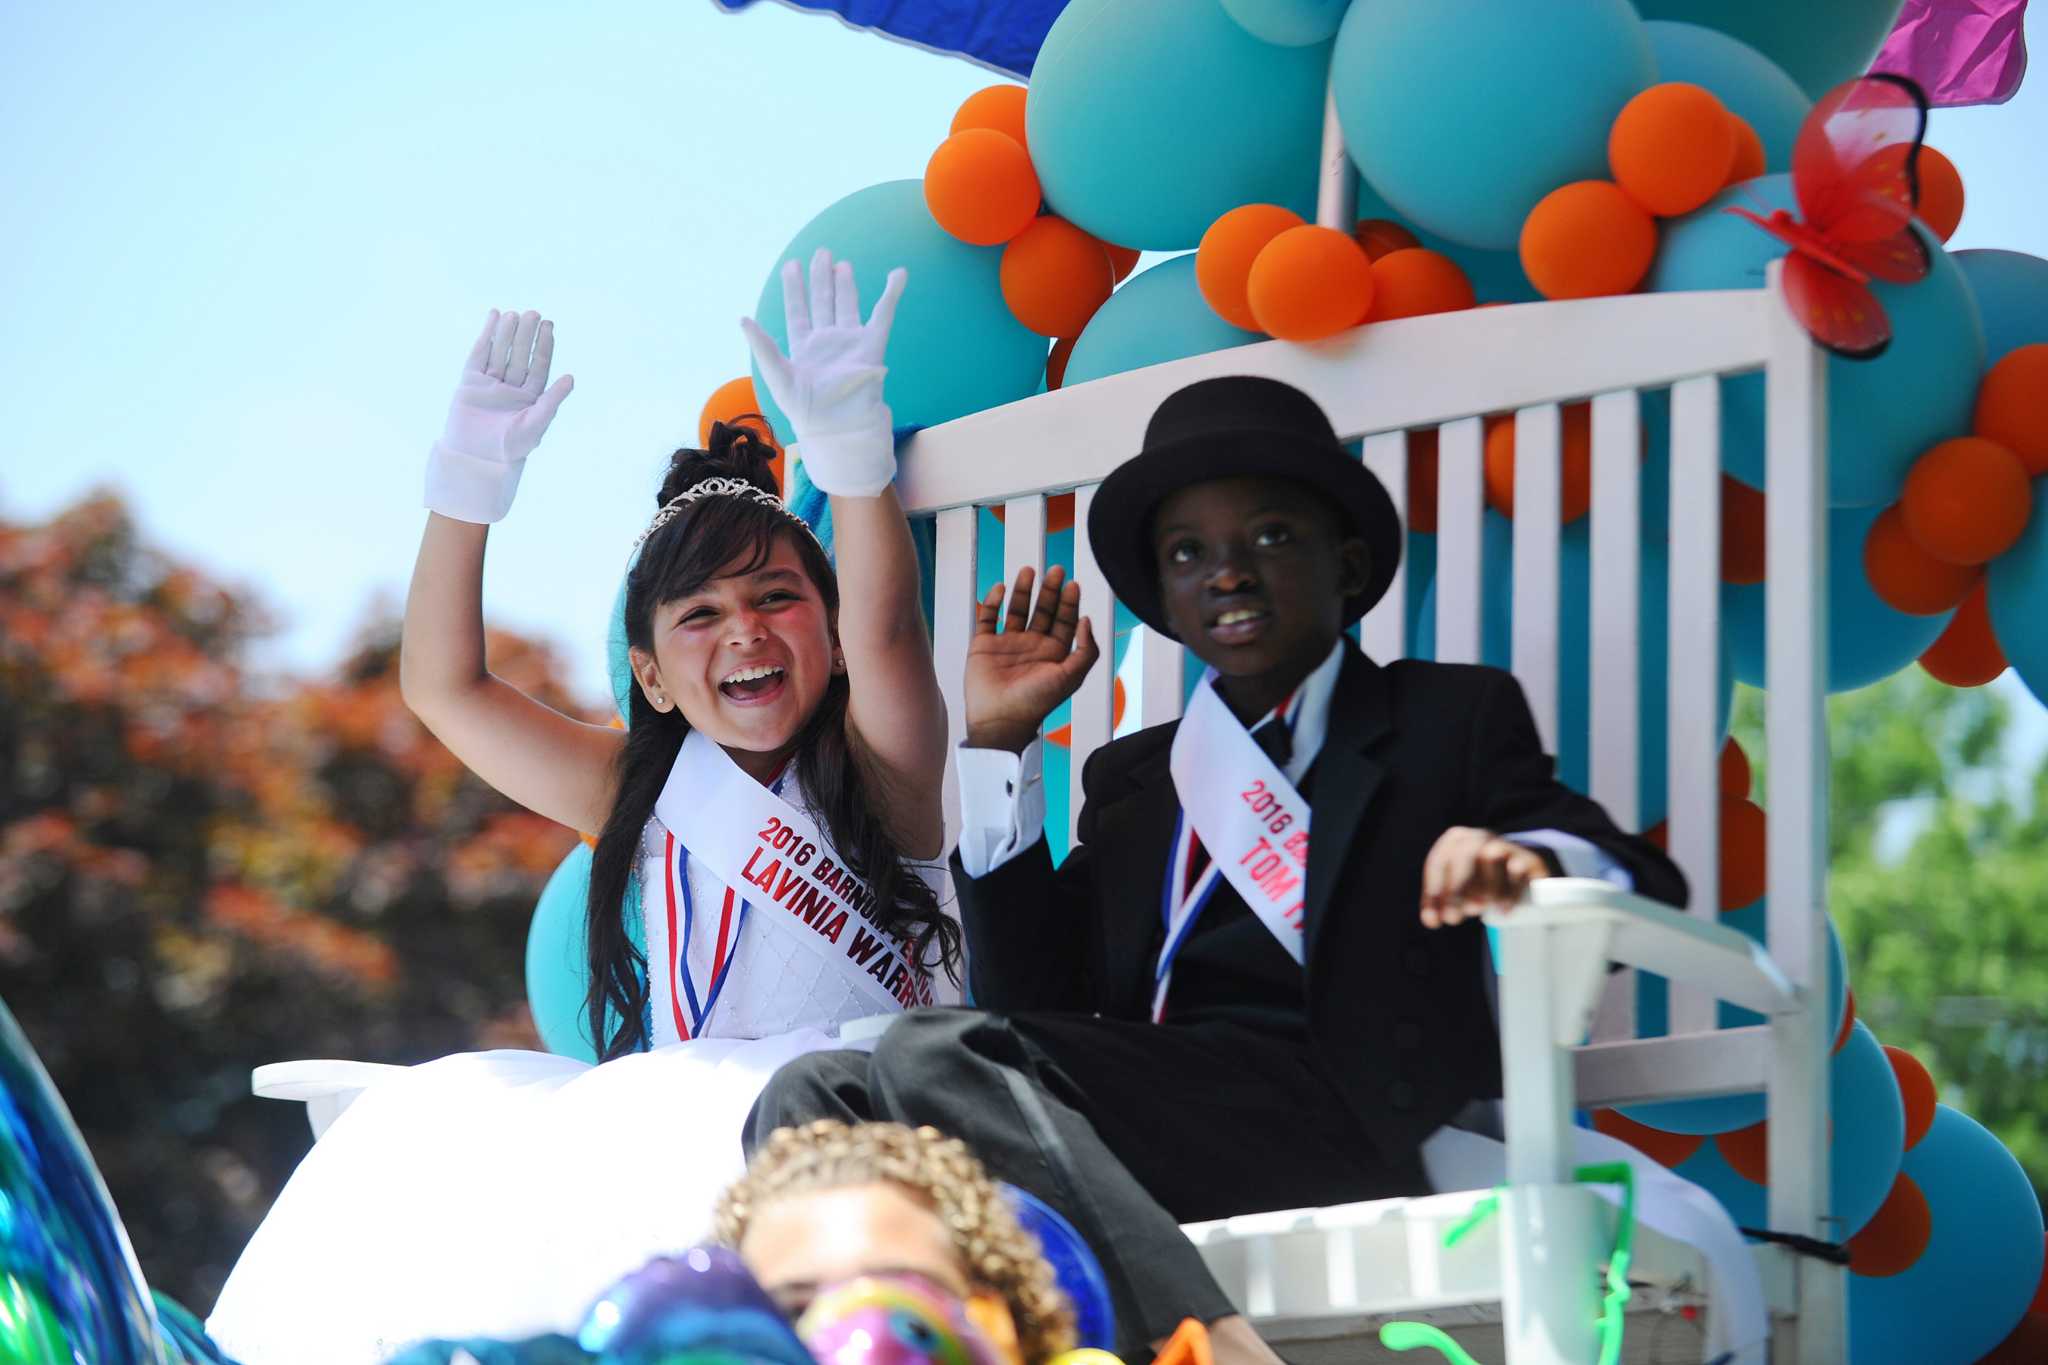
[[747, 376, 1684, 1364]]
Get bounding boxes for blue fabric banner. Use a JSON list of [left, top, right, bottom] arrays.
[[711, 0, 1070, 77]]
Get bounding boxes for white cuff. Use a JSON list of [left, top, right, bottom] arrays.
[[1508, 828, 1633, 892], [954, 739, 1047, 879], [424, 441, 525, 524], [788, 426, 897, 499]]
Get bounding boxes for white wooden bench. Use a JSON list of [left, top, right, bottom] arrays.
[[261, 248, 1840, 1365]]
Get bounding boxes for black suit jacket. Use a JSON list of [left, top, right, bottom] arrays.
[[953, 651, 1687, 1161]]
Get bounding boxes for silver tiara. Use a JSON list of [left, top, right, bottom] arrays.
[[633, 477, 822, 552]]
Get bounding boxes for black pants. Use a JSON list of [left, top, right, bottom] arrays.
[[744, 1008, 1426, 1355]]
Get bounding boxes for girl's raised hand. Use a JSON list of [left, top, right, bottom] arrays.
[[962, 565, 1101, 755], [425, 309, 576, 524], [739, 248, 906, 498]]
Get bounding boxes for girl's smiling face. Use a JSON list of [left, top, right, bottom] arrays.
[[632, 531, 840, 769]]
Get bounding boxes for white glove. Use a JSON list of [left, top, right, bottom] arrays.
[[740, 248, 906, 498], [424, 309, 575, 523]]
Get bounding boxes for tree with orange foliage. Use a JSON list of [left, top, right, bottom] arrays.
[[0, 491, 594, 1312]]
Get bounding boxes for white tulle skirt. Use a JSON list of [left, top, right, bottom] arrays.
[[206, 1030, 850, 1364]]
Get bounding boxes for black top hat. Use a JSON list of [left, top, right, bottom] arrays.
[[1086, 376, 1403, 639]]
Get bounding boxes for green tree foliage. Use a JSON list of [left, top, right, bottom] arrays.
[[0, 493, 591, 1312], [1733, 672, 2048, 1201]]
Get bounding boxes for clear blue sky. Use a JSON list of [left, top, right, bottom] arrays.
[[2, 0, 2044, 743]]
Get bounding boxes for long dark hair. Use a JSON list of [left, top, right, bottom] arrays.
[[583, 421, 961, 1060]]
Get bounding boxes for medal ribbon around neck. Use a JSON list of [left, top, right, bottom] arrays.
[[1154, 676, 1311, 1021], [661, 764, 787, 1041]]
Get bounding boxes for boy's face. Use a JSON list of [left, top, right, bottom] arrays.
[[1151, 475, 1368, 685]]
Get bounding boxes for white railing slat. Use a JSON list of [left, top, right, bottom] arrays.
[[1434, 416, 1486, 664], [1509, 403, 1563, 753], [1068, 484, 1114, 848], [1002, 495, 1046, 591], [1667, 375, 1724, 1037], [933, 506, 979, 853], [1587, 389, 1643, 1046], [1359, 431, 1409, 661]]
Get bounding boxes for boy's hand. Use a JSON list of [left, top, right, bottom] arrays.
[[963, 565, 1100, 754], [1419, 826, 1552, 928]]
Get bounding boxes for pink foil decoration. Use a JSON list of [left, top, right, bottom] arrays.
[[1871, 0, 2031, 106]]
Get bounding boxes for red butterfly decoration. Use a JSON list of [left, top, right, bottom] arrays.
[[1726, 73, 1933, 359]]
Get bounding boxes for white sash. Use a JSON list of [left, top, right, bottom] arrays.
[[649, 729, 937, 1044], [1156, 676, 1311, 1020]]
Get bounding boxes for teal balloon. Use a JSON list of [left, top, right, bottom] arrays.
[[1644, 21, 1811, 172], [1333, 0, 1653, 250], [526, 842, 598, 1062], [1987, 482, 2048, 711], [1663, 1022, 1905, 1240], [749, 181, 1044, 442], [1065, 254, 1263, 386], [1953, 248, 2048, 364], [1626, 903, 1850, 1137], [1219, 0, 1348, 45], [1413, 512, 1734, 828], [1848, 1105, 2046, 1365], [1630, 0, 1906, 99], [1648, 179, 1985, 508], [1352, 176, 1540, 304], [1724, 503, 1954, 694], [608, 573, 634, 724], [1027, 0, 1330, 250]]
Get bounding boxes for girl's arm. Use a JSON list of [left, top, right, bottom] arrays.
[[743, 253, 948, 855], [399, 309, 623, 835]]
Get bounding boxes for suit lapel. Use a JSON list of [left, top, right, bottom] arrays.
[[1105, 731, 1183, 1018], [1304, 651, 1394, 964]]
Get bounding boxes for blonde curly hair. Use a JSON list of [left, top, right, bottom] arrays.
[[715, 1120, 1079, 1363]]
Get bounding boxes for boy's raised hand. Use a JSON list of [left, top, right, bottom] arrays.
[[963, 565, 1101, 755], [425, 309, 575, 524]]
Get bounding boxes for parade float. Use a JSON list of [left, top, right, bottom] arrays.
[[8, 1, 2048, 1362]]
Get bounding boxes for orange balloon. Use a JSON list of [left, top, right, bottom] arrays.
[[1481, 403, 1595, 523], [1724, 113, 1767, 186], [1883, 1045, 1938, 1150], [1591, 1108, 1706, 1168], [1720, 736, 1751, 799], [1352, 217, 1422, 261], [1520, 180, 1658, 299], [1914, 145, 1965, 242], [1366, 247, 1476, 320], [1721, 795, 1768, 910], [1920, 579, 2008, 687], [699, 377, 785, 490], [1980, 1312, 2048, 1365], [1863, 505, 1980, 615], [1002, 217, 1113, 338], [951, 84, 1030, 151], [1610, 83, 1737, 216], [1045, 675, 1126, 748], [1046, 334, 1078, 391], [1104, 243, 1141, 283], [1722, 475, 1767, 584], [1641, 793, 1767, 909], [1248, 225, 1376, 341], [1973, 343, 2048, 476], [925, 129, 1040, 246], [1900, 436, 2033, 566], [1407, 429, 1440, 534], [1196, 203, 1306, 331], [989, 492, 1077, 536], [1716, 1119, 1771, 1185], [1846, 1172, 1933, 1278], [1836, 986, 1857, 1054]]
